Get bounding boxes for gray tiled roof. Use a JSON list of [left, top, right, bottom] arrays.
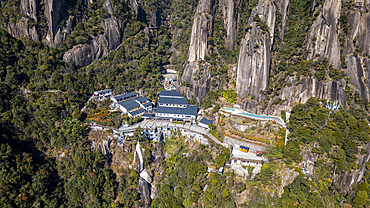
[[114, 92, 138, 101], [155, 105, 197, 116], [134, 97, 150, 104], [159, 90, 183, 97], [158, 96, 188, 105], [130, 108, 146, 117], [199, 118, 214, 125], [119, 99, 140, 111], [143, 102, 152, 108]]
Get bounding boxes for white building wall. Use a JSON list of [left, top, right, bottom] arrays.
[[198, 123, 210, 129], [158, 103, 186, 108], [119, 105, 128, 113], [111, 97, 118, 103]]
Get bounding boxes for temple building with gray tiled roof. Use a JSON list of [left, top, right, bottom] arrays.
[[111, 92, 152, 118], [155, 90, 197, 123]]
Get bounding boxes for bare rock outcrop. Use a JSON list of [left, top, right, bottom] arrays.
[[334, 143, 370, 192], [7, 18, 39, 41], [181, 62, 213, 103], [138, 177, 151, 207], [130, 0, 140, 19], [220, 0, 236, 50], [278, 77, 347, 109], [21, 0, 38, 21], [44, 0, 64, 46], [346, 10, 370, 56], [187, 0, 214, 63], [345, 55, 370, 101], [4, 0, 123, 66], [269, 77, 347, 114], [306, 0, 341, 69], [256, 0, 276, 43], [62, 0, 123, 66], [236, 23, 271, 102], [63, 41, 99, 66], [133, 141, 145, 173], [280, 0, 289, 41], [241, 77, 348, 115], [236, 0, 275, 102], [181, 0, 214, 103], [356, 14, 370, 56]]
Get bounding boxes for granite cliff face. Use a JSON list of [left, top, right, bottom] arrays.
[[346, 56, 370, 101], [63, 43, 99, 67], [187, 0, 214, 63], [276, 77, 347, 112], [3, 0, 124, 66], [63, 0, 123, 66], [220, 0, 236, 50], [6, 0, 39, 41], [7, 17, 39, 41], [180, 0, 214, 103], [303, 0, 370, 106], [342, 7, 370, 102], [62, 0, 124, 66], [236, 0, 275, 102], [306, 0, 342, 69], [334, 143, 370, 192], [241, 77, 348, 115], [181, 62, 213, 103], [236, 22, 271, 102], [233, 0, 370, 115], [44, 0, 64, 47]]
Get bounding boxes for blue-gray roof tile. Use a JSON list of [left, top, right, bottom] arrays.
[[134, 97, 149, 104], [159, 90, 183, 97], [130, 108, 146, 117], [119, 99, 140, 111], [158, 97, 188, 105], [143, 102, 152, 108], [114, 92, 138, 101], [155, 105, 197, 116], [199, 118, 214, 125]]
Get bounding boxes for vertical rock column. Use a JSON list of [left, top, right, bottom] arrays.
[[220, 0, 236, 50], [44, 0, 64, 47], [181, 0, 214, 103], [306, 0, 341, 69], [236, 0, 275, 102]]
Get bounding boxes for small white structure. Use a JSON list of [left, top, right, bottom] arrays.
[[93, 89, 112, 100], [326, 100, 340, 111], [198, 118, 214, 130], [117, 136, 125, 146], [119, 120, 209, 143]]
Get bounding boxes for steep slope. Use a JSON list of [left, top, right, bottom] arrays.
[[63, 0, 123, 66], [236, 0, 370, 115], [1, 0, 125, 66], [306, 0, 342, 69], [220, 0, 236, 50], [236, 0, 275, 102], [180, 0, 214, 103]]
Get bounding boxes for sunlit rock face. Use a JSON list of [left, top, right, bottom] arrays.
[[180, 0, 214, 104], [236, 0, 275, 102], [5, 0, 124, 66]]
